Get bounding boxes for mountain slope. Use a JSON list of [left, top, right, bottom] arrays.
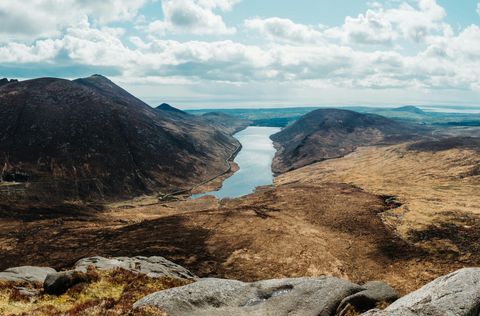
[[270, 108, 430, 173], [0, 76, 247, 201]]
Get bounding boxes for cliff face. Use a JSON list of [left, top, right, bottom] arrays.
[[270, 108, 429, 173], [0, 75, 247, 201]]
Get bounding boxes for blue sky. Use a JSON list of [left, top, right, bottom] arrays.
[[1, 0, 480, 109]]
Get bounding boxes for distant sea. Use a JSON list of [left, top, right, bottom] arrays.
[[418, 106, 480, 114]]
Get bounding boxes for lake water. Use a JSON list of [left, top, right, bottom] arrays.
[[191, 126, 281, 200]]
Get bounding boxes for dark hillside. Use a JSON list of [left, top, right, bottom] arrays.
[[73, 75, 149, 113], [0, 76, 243, 201], [270, 108, 430, 173]]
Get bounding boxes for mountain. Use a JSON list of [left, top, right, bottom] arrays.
[[0, 75, 249, 201], [270, 108, 430, 173]]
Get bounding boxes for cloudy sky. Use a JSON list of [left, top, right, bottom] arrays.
[[1, 0, 480, 109]]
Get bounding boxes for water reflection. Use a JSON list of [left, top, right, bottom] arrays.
[[191, 126, 280, 200]]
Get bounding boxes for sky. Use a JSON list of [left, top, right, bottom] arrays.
[[1, 0, 480, 110]]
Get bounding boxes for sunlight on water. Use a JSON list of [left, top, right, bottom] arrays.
[[190, 126, 280, 200]]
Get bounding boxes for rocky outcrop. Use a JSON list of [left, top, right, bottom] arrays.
[[133, 277, 398, 316], [74, 256, 198, 280], [0, 266, 56, 283], [361, 268, 480, 316], [44, 270, 82, 295], [16, 287, 40, 296], [3, 256, 478, 316], [44, 256, 197, 295], [338, 281, 400, 315]]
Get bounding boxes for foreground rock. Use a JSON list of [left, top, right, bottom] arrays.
[[0, 266, 56, 283], [338, 281, 399, 316], [362, 268, 480, 316], [44, 256, 197, 295], [74, 256, 198, 280], [44, 270, 83, 295], [133, 277, 398, 316]]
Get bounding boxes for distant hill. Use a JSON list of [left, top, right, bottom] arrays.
[[358, 106, 430, 122], [0, 75, 248, 201], [156, 103, 186, 114], [185, 107, 318, 127], [200, 112, 252, 135], [391, 106, 426, 114], [270, 108, 430, 173], [155, 106, 251, 135]]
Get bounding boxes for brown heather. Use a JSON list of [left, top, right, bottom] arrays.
[[0, 267, 190, 316], [275, 137, 480, 262]]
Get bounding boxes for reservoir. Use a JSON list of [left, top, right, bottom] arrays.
[[191, 126, 281, 200]]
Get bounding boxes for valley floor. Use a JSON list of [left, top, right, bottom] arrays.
[[1, 134, 479, 298], [0, 182, 473, 296]]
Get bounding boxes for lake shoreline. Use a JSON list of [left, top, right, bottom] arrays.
[[190, 126, 281, 200]]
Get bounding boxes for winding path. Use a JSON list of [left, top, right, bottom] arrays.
[[160, 139, 242, 200]]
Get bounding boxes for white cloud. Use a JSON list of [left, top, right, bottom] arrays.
[[4, 15, 480, 93], [143, 0, 239, 36], [0, 0, 148, 43], [2, 0, 480, 96], [384, 0, 446, 43], [244, 18, 324, 45], [324, 9, 397, 46], [323, 0, 447, 46], [61, 16, 136, 66], [0, 40, 62, 63], [477, 3, 480, 17], [367, 2, 382, 7], [424, 24, 480, 62], [72, 0, 149, 24], [196, 0, 242, 11]]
